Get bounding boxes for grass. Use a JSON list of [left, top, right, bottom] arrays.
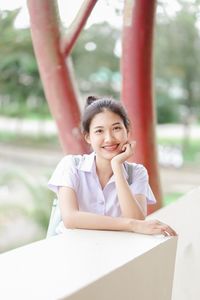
[[163, 192, 184, 206], [157, 137, 200, 165], [0, 169, 54, 252], [0, 108, 52, 120], [0, 131, 60, 149], [158, 136, 199, 205]]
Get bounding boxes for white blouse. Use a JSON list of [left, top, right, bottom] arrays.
[[48, 152, 156, 219]]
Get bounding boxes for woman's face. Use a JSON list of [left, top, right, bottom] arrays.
[[85, 110, 129, 161]]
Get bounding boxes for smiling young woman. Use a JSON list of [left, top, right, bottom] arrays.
[[48, 96, 177, 237]]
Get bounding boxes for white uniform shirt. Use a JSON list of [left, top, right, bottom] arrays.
[[48, 152, 156, 224]]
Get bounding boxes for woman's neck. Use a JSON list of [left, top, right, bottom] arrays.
[[95, 156, 113, 188]]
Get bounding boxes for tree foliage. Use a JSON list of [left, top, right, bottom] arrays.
[[71, 22, 121, 99], [0, 2, 200, 123], [0, 9, 45, 117], [155, 0, 200, 123]]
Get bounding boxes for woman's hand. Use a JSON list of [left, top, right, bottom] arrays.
[[130, 219, 177, 236], [111, 140, 136, 166]]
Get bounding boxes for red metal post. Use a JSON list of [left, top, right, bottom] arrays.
[[61, 0, 98, 56], [122, 0, 162, 212], [27, 0, 88, 154]]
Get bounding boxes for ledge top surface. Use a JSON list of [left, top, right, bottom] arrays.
[[0, 229, 175, 300]]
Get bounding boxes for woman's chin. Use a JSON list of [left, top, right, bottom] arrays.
[[100, 149, 121, 160]]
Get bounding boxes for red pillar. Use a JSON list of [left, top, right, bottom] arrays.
[[122, 0, 162, 212], [27, 0, 88, 154]]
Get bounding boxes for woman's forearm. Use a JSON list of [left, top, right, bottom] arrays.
[[112, 163, 145, 219], [63, 211, 177, 236], [63, 211, 133, 231]]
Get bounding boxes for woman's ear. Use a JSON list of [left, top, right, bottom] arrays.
[[84, 133, 91, 144]]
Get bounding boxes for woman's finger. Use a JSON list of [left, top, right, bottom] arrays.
[[151, 221, 177, 236], [160, 224, 177, 236], [130, 141, 136, 149]]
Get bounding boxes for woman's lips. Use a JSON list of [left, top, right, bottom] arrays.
[[102, 144, 119, 151]]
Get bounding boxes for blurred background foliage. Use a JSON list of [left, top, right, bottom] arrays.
[[0, 0, 200, 123], [0, 9, 46, 118], [0, 0, 200, 252], [155, 0, 200, 124]]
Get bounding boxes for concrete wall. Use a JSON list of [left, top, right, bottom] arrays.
[[65, 238, 177, 300], [149, 186, 200, 300], [0, 228, 177, 300]]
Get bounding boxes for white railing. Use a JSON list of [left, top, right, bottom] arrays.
[[0, 229, 177, 300], [150, 187, 200, 300]]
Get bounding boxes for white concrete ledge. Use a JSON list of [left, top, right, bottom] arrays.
[[150, 186, 200, 300], [0, 230, 177, 300]]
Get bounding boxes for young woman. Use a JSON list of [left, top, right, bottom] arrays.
[[48, 96, 177, 236]]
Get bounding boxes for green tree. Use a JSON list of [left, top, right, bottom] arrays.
[[71, 22, 121, 99], [155, 0, 200, 124], [0, 11, 121, 116], [0, 9, 46, 117]]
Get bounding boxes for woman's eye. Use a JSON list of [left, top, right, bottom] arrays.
[[95, 129, 103, 134], [113, 126, 121, 131]]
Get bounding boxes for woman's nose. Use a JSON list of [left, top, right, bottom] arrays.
[[104, 131, 114, 142]]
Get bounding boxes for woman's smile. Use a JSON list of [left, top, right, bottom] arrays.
[[102, 143, 120, 152]]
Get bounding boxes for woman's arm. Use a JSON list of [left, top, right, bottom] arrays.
[[58, 186, 177, 236], [58, 186, 131, 231], [111, 162, 146, 219], [111, 141, 146, 219]]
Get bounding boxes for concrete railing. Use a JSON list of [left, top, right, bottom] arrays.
[[0, 229, 177, 300], [150, 186, 200, 300]]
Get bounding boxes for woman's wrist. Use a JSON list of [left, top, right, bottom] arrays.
[[122, 218, 138, 232], [111, 159, 123, 171]]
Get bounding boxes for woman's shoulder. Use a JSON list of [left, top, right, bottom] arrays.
[[58, 153, 94, 169], [126, 162, 147, 172], [125, 162, 148, 180], [58, 154, 83, 167]]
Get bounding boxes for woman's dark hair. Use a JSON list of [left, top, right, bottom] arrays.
[[82, 96, 130, 133]]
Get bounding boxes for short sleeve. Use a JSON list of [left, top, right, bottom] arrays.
[[130, 164, 156, 204], [48, 155, 79, 195]]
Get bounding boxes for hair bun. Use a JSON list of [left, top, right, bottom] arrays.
[[86, 95, 99, 106]]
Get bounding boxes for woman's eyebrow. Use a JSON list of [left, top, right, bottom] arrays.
[[112, 122, 121, 126], [93, 125, 104, 129], [93, 122, 122, 129]]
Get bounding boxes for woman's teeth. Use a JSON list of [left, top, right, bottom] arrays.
[[103, 144, 118, 151]]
